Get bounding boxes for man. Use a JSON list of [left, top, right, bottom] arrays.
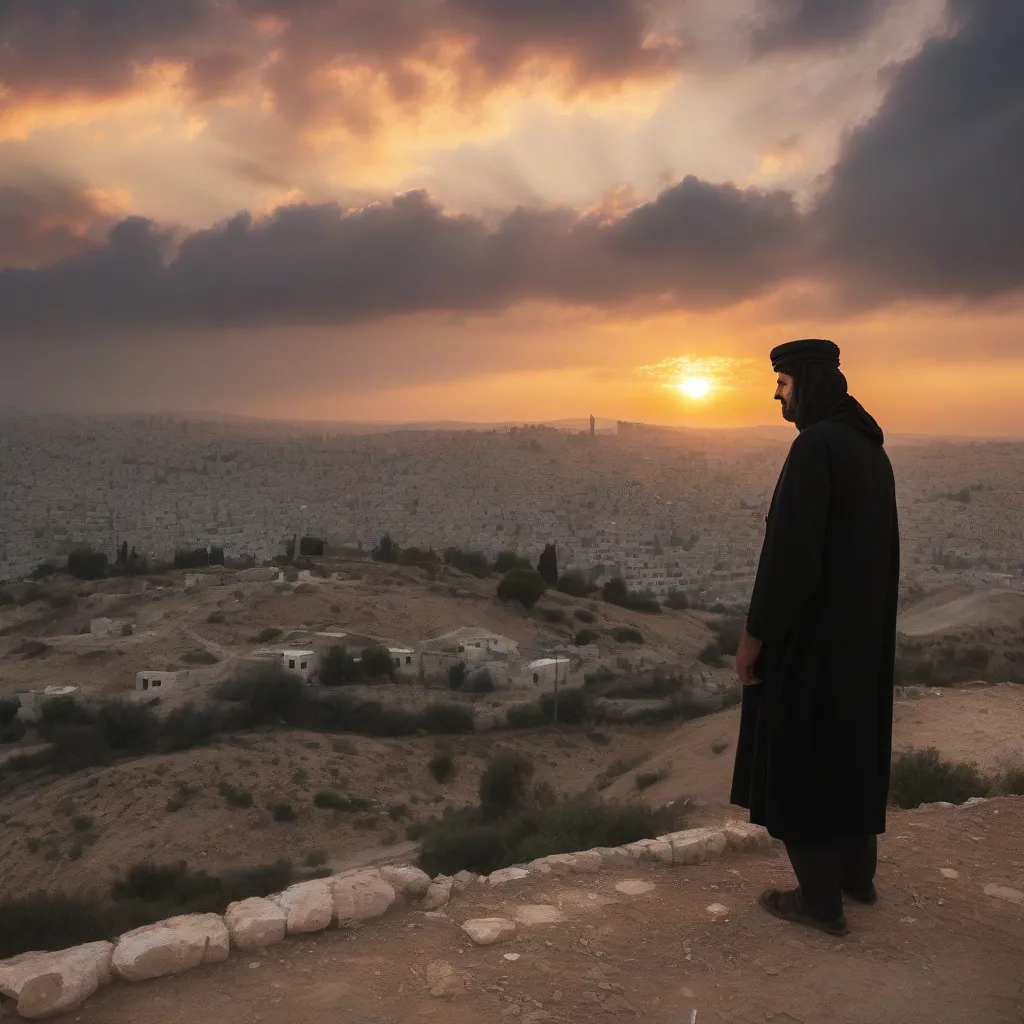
[[731, 338, 900, 937]]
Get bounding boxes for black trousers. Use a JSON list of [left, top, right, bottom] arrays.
[[784, 835, 877, 921]]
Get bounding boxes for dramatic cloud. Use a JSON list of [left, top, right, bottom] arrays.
[[0, 0, 682, 137], [814, 0, 1024, 302], [0, 177, 804, 335], [752, 0, 882, 53], [0, 172, 121, 268]]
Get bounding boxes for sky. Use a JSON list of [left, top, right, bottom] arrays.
[[1, 0, 1023, 435]]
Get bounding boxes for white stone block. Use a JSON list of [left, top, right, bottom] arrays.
[[722, 821, 771, 852], [461, 918, 517, 946], [571, 850, 603, 874], [421, 877, 454, 911], [486, 867, 530, 886], [112, 914, 229, 983], [224, 897, 288, 952], [0, 942, 112, 1020], [272, 879, 334, 935], [380, 866, 432, 900], [332, 870, 396, 927]]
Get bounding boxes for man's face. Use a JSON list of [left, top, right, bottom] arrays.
[[775, 373, 796, 422]]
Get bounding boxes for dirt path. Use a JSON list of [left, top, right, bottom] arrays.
[[72, 799, 1024, 1024]]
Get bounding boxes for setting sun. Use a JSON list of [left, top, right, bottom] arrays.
[[676, 376, 713, 400]]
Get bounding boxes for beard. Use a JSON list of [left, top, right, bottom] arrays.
[[777, 395, 797, 423]]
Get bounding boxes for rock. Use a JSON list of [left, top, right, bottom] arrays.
[[503, 953, 521, 961], [615, 880, 656, 896], [425, 960, 467, 998], [983, 883, 1024, 906], [722, 821, 771, 852], [513, 905, 567, 927], [332, 871, 396, 927], [272, 879, 334, 935], [0, 942, 112, 1020], [528, 854, 576, 876], [961, 797, 989, 809], [421, 877, 454, 912], [626, 839, 673, 865], [706, 903, 730, 921], [940, 868, 960, 880], [486, 867, 530, 886], [591, 847, 635, 869], [571, 851, 602, 875], [461, 918, 517, 946], [224, 898, 288, 953], [452, 870, 478, 892], [919, 801, 956, 810], [380, 866, 432, 900], [112, 915, 229, 983]]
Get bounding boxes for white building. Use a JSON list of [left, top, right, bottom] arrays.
[[280, 648, 317, 682], [523, 657, 585, 692], [135, 670, 178, 694], [420, 627, 519, 663], [14, 685, 80, 719], [388, 647, 418, 678]]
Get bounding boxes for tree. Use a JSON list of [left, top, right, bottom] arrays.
[[601, 577, 629, 606], [67, 547, 108, 580], [497, 569, 547, 609], [537, 544, 559, 586], [372, 533, 400, 564], [0, 696, 21, 725], [209, 546, 225, 566], [118, 541, 129, 564], [299, 537, 325, 557], [556, 570, 594, 598]]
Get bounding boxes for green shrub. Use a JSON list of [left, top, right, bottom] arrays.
[[304, 849, 327, 868], [574, 629, 599, 647], [95, 701, 160, 755], [711, 739, 730, 756], [713, 617, 745, 658], [0, 696, 21, 725], [444, 548, 491, 577], [269, 803, 296, 823], [448, 661, 467, 690], [387, 803, 409, 821], [888, 748, 991, 809], [257, 627, 282, 643], [612, 627, 644, 645], [497, 569, 547, 609], [429, 751, 456, 784], [467, 668, 495, 694], [71, 815, 94, 833], [555, 571, 595, 598], [493, 551, 532, 574], [67, 548, 108, 580], [663, 590, 689, 610], [313, 791, 373, 812], [162, 704, 222, 752], [503, 702, 548, 730], [574, 608, 596, 624], [998, 765, 1024, 796], [540, 687, 587, 725]]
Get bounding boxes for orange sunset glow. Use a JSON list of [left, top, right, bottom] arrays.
[[0, 0, 1022, 436]]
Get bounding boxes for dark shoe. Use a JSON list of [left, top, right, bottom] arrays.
[[842, 884, 878, 906], [758, 888, 849, 937]]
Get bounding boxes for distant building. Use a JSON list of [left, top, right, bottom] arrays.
[[523, 656, 584, 691], [135, 670, 178, 694], [419, 627, 519, 663], [279, 649, 317, 682], [388, 646, 418, 679]]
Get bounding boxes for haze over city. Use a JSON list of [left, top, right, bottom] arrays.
[[1, 0, 1022, 435]]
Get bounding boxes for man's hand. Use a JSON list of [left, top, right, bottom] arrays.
[[735, 627, 763, 686]]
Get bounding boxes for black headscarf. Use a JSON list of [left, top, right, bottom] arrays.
[[769, 338, 884, 444]]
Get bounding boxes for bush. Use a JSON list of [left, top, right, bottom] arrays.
[[215, 663, 305, 727], [448, 661, 467, 690], [0, 718, 27, 743], [635, 769, 665, 791], [540, 687, 587, 724], [207, 611, 226, 624], [888, 748, 991, 809], [697, 642, 724, 667], [0, 696, 21, 726], [612, 627, 644, 645], [371, 533, 400, 564], [417, 793, 682, 878], [713, 617, 745, 658], [320, 646, 363, 686], [96, 701, 161, 755], [497, 569, 547, 609], [421, 702, 475, 735], [556, 571, 595, 598], [467, 668, 495, 694], [429, 751, 456, 784], [219, 782, 254, 809], [601, 577, 660, 613], [313, 790, 373, 812], [444, 547, 491, 577], [663, 590, 690, 610], [711, 739, 730, 756], [574, 629, 599, 647], [480, 752, 535, 817], [299, 537, 325, 557], [257, 627, 282, 643], [541, 607, 566, 624], [998, 765, 1024, 796], [30, 562, 57, 580], [359, 645, 396, 682], [304, 849, 327, 868], [269, 803, 296, 823], [493, 551, 532, 574], [163, 704, 223, 752], [67, 548, 108, 580], [503, 702, 549, 730], [72, 815, 94, 832], [573, 608, 596, 624]]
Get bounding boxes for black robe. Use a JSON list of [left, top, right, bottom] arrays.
[[730, 414, 900, 844]]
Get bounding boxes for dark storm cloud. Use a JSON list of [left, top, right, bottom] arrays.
[[752, 0, 882, 53], [813, 0, 1024, 302], [0, 172, 118, 269], [0, 177, 804, 335], [0, 0, 681, 129]]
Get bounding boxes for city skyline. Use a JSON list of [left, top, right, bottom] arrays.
[[2, 0, 1023, 435]]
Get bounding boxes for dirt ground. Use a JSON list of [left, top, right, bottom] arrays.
[[604, 684, 1024, 813], [70, 798, 1024, 1024]]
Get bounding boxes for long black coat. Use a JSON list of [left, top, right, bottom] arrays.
[[730, 416, 900, 843]]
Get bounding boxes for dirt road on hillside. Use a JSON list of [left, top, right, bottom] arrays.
[[71, 799, 1024, 1024]]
